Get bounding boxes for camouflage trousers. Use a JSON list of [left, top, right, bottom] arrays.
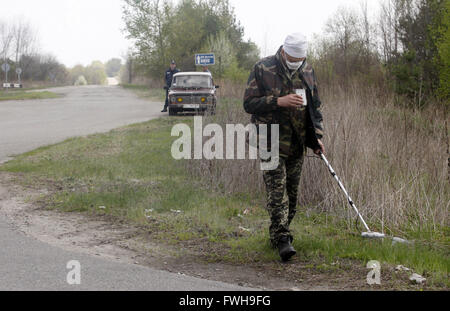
[[262, 154, 305, 248]]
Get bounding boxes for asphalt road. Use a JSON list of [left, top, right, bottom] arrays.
[[0, 85, 161, 163], [0, 85, 251, 291]]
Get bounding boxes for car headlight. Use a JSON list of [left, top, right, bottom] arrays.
[[177, 98, 183, 103], [201, 97, 206, 103], [170, 97, 176, 103]]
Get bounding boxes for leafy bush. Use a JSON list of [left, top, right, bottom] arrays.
[[74, 75, 87, 86]]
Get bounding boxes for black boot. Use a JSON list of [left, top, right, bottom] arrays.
[[277, 236, 296, 262], [161, 109, 168, 112]]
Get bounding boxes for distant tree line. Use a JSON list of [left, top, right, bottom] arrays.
[[122, 0, 260, 83], [0, 19, 67, 84], [69, 60, 123, 86], [311, 0, 449, 107], [1, 18, 123, 86]]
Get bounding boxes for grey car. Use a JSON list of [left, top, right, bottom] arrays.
[[168, 72, 218, 116]]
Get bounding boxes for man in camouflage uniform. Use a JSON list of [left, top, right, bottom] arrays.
[[244, 33, 325, 261]]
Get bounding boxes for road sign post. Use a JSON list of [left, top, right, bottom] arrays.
[[195, 53, 215, 66], [2, 62, 10, 84], [16, 68, 22, 84]]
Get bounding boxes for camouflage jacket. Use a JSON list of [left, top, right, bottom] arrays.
[[243, 46, 324, 157]]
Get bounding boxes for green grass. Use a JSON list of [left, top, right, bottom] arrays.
[[1, 116, 448, 288], [0, 90, 61, 101], [15, 85, 63, 91]]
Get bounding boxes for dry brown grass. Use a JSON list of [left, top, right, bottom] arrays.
[[184, 79, 449, 237]]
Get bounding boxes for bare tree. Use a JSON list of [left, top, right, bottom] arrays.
[[360, 0, 371, 49], [0, 20, 13, 62], [325, 6, 364, 81], [12, 20, 38, 65], [378, 0, 401, 63]]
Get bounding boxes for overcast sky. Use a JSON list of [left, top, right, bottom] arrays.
[[0, 0, 380, 68]]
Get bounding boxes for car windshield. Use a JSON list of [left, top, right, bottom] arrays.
[[172, 75, 212, 88]]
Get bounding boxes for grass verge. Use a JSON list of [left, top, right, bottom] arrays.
[[0, 90, 61, 101], [0, 116, 448, 289]]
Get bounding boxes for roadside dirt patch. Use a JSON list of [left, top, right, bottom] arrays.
[[0, 171, 419, 290], [0, 172, 141, 265]]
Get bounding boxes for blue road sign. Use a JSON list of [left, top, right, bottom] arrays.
[[195, 53, 215, 66]]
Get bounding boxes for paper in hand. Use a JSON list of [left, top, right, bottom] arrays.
[[295, 89, 307, 106]]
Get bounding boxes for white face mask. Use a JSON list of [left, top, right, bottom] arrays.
[[285, 59, 303, 71]]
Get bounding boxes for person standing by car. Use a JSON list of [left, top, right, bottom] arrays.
[[162, 60, 180, 113], [243, 33, 325, 262]]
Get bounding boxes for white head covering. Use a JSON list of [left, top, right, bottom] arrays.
[[283, 33, 308, 58]]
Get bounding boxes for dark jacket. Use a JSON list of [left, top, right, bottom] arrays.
[[243, 46, 324, 156], [165, 68, 180, 87]]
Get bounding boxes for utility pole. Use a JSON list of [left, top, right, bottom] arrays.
[[128, 58, 133, 84]]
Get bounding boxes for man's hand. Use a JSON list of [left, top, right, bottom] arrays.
[[277, 94, 304, 109], [314, 139, 325, 155]]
